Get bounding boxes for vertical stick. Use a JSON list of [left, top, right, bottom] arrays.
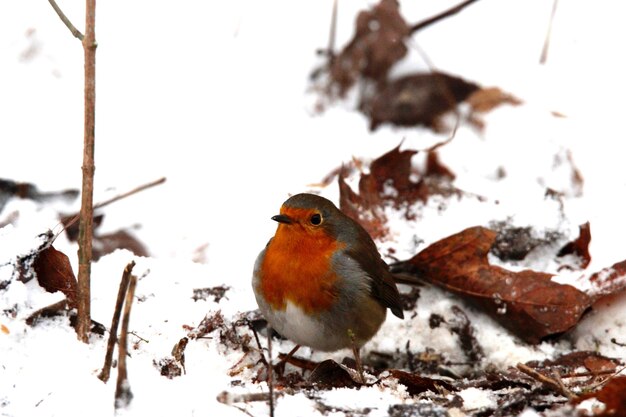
[[267, 325, 275, 417], [327, 0, 338, 64], [115, 274, 137, 408], [98, 261, 135, 383], [539, 0, 559, 64], [76, 0, 97, 343]]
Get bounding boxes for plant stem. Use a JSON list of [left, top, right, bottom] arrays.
[[76, 0, 97, 343]]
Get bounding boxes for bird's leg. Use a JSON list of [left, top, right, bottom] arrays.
[[348, 329, 365, 384], [274, 344, 301, 376]]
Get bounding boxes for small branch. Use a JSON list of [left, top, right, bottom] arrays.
[[76, 0, 97, 344], [561, 369, 622, 379], [267, 324, 275, 417], [540, 0, 559, 64], [60, 177, 167, 234], [98, 261, 135, 383], [48, 0, 84, 40], [94, 177, 167, 212], [327, 0, 338, 62], [410, 0, 481, 34], [115, 273, 137, 409], [129, 331, 149, 344], [517, 363, 576, 400], [583, 366, 626, 392], [408, 41, 461, 150]]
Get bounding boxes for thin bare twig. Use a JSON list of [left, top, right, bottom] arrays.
[[47, 0, 84, 40], [410, 0, 481, 34], [408, 40, 461, 151], [95, 177, 167, 211], [76, 0, 97, 344], [267, 324, 275, 417], [327, 0, 338, 62], [583, 366, 626, 392], [98, 261, 135, 383], [60, 177, 166, 241], [115, 273, 137, 409], [540, 0, 559, 64], [517, 363, 576, 400]]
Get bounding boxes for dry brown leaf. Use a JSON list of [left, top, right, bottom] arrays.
[[338, 145, 459, 240], [586, 259, 626, 304], [573, 376, 626, 416], [33, 246, 78, 307], [385, 369, 455, 395], [467, 87, 522, 113], [558, 222, 592, 269], [93, 230, 149, 261], [329, 0, 410, 96], [392, 226, 592, 343], [367, 73, 479, 131]]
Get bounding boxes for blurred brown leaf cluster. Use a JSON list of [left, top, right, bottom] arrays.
[[317, 0, 518, 132]]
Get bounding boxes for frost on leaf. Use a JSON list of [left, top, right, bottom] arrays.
[[391, 226, 592, 343]]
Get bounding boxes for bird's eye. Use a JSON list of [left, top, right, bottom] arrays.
[[310, 213, 322, 226]]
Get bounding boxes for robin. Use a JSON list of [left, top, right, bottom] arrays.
[[252, 193, 404, 381]]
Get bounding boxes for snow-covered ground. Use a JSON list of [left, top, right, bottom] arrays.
[[1, 1, 626, 416]]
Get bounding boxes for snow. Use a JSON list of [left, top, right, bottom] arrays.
[[457, 387, 496, 411], [2, 0, 626, 416]]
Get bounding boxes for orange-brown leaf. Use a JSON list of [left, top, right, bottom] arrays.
[[467, 87, 522, 113], [558, 222, 591, 269], [573, 376, 626, 416], [393, 226, 592, 343], [587, 259, 626, 303]]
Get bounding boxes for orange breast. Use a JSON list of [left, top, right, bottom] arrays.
[[260, 223, 344, 314]]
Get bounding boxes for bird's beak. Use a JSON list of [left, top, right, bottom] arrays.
[[272, 214, 293, 224]]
